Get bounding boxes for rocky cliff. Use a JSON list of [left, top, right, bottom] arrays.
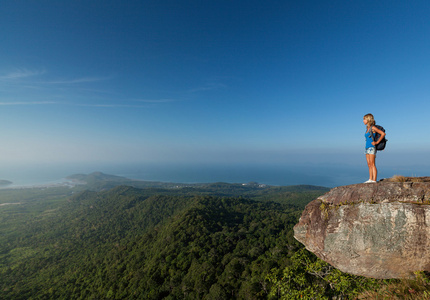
[[293, 177, 430, 279]]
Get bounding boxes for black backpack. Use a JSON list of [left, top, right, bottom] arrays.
[[370, 125, 387, 151]]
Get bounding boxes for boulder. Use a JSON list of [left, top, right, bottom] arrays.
[[293, 178, 430, 279]]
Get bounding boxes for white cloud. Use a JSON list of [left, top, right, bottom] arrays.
[[0, 68, 46, 80], [188, 82, 226, 93], [45, 76, 112, 84], [0, 101, 57, 106], [135, 98, 177, 103], [0, 68, 178, 109], [0, 100, 154, 108], [74, 103, 148, 108], [0, 67, 111, 85]]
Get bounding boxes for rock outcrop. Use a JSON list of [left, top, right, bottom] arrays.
[[293, 178, 430, 279]]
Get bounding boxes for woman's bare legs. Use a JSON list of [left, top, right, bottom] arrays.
[[366, 154, 377, 181]]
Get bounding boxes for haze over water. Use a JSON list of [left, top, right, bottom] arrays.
[[1, 161, 426, 189]]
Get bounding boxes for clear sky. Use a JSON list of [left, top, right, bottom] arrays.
[[1, 1, 429, 175]]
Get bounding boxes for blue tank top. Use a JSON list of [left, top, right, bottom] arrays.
[[365, 129, 374, 148]]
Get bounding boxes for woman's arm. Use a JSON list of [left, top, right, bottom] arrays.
[[372, 126, 386, 145]]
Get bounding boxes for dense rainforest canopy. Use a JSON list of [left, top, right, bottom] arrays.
[[1, 175, 428, 299]]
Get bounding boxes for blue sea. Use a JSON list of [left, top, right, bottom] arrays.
[[1, 162, 426, 188]]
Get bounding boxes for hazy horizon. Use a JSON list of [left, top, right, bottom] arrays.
[[1, 156, 428, 188], [1, 1, 429, 177]]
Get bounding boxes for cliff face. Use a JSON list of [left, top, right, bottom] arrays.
[[293, 178, 430, 279]]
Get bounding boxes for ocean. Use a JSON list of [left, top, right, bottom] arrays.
[[1, 161, 425, 188]]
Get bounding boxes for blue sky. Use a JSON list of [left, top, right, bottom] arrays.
[[0, 1, 429, 175]]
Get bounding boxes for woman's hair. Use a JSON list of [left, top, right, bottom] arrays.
[[363, 113, 375, 126]]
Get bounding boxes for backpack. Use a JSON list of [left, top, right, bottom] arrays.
[[370, 125, 387, 151]]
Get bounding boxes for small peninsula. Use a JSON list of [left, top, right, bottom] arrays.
[[0, 180, 12, 186]]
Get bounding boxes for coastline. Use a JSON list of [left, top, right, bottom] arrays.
[[0, 179, 86, 190]]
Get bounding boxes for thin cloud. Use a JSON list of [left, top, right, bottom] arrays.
[[0, 101, 57, 106], [74, 103, 149, 108], [0, 68, 46, 80], [188, 82, 226, 93], [0, 68, 112, 85], [134, 98, 177, 103], [46, 76, 113, 84], [0, 68, 170, 108], [0, 101, 148, 108], [73, 98, 180, 108]]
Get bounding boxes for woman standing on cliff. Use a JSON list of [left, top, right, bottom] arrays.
[[363, 113, 386, 183]]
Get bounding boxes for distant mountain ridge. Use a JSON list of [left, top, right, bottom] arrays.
[[67, 171, 131, 183], [66, 171, 178, 191]]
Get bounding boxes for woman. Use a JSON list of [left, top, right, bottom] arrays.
[[363, 113, 386, 183]]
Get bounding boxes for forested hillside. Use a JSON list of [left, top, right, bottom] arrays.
[[1, 185, 304, 299], [2, 178, 421, 299]]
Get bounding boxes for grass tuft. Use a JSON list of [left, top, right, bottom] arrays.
[[390, 175, 408, 182], [357, 271, 430, 299], [385, 175, 430, 183]]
